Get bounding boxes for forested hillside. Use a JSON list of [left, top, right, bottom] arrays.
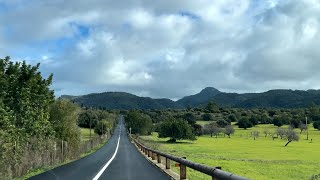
[[61, 92, 183, 110], [62, 88, 320, 109]]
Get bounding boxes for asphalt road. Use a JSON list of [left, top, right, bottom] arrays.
[[29, 116, 169, 180]]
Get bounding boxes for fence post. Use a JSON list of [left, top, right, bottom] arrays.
[[157, 154, 161, 163], [166, 157, 171, 169], [61, 140, 64, 162], [152, 152, 156, 160], [180, 157, 187, 180]]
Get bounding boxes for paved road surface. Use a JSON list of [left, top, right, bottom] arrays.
[[29, 116, 169, 180]]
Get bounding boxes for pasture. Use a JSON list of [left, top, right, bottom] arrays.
[[140, 124, 320, 180]]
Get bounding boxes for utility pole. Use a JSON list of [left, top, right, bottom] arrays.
[[306, 116, 309, 140]]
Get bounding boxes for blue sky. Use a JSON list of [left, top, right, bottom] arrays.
[[0, 0, 319, 99]]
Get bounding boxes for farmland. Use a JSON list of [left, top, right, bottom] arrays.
[[140, 124, 320, 180]]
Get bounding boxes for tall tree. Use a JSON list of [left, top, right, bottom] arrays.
[[125, 111, 152, 135], [158, 119, 196, 142]]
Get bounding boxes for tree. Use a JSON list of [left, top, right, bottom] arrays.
[[313, 121, 320, 130], [227, 114, 238, 122], [202, 113, 213, 121], [290, 118, 301, 128], [276, 127, 286, 139], [49, 100, 81, 151], [204, 123, 220, 138], [205, 102, 220, 113], [94, 120, 113, 136], [285, 127, 299, 146], [238, 117, 253, 129], [182, 112, 197, 125], [263, 129, 270, 137], [192, 124, 203, 136], [78, 110, 98, 128], [126, 111, 152, 135], [249, 115, 259, 126], [260, 113, 272, 124], [158, 119, 196, 142], [216, 119, 228, 128], [273, 117, 284, 127], [0, 57, 55, 139], [299, 124, 307, 134], [224, 125, 235, 138], [0, 57, 56, 176], [252, 131, 259, 140]]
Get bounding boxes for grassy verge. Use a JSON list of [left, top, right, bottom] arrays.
[[140, 124, 320, 180]]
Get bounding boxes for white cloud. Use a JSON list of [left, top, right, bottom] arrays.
[[0, 0, 320, 99]]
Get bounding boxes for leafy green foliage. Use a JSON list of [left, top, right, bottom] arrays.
[[249, 115, 259, 126], [126, 111, 152, 135], [158, 119, 196, 142], [216, 119, 229, 128], [182, 112, 197, 124], [227, 114, 238, 122], [313, 121, 320, 130], [205, 101, 220, 113], [201, 113, 213, 121], [0, 56, 55, 177], [238, 117, 253, 129], [49, 100, 81, 151], [78, 110, 99, 128]]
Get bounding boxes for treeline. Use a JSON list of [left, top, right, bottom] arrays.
[[0, 57, 117, 178], [125, 101, 320, 143]]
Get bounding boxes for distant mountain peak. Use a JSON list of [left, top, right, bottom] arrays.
[[200, 87, 220, 94], [176, 87, 221, 106]]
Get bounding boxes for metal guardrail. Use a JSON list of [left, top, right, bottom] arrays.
[[132, 136, 250, 180]]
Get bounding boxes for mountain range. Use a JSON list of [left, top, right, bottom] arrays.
[[60, 87, 320, 109]]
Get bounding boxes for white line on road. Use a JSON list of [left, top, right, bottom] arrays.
[[92, 126, 121, 180]]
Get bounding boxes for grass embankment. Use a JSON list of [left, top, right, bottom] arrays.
[[140, 124, 320, 180], [20, 128, 106, 179]]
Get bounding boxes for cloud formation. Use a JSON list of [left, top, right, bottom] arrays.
[[0, 0, 319, 99]]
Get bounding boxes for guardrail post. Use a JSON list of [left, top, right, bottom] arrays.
[[166, 157, 170, 169], [148, 150, 151, 157], [157, 154, 161, 163], [152, 152, 156, 160], [180, 157, 187, 180]]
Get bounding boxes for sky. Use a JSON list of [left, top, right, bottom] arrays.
[[0, 0, 320, 100]]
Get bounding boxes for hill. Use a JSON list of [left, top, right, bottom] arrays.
[[60, 92, 183, 110], [177, 87, 221, 107], [61, 88, 320, 109]]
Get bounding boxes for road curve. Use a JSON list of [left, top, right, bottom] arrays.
[[29, 116, 170, 180]]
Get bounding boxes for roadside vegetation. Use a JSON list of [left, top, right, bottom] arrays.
[[0, 57, 117, 179]]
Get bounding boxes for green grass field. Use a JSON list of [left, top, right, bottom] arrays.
[[140, 124, 320, 180], [80, 128, 99, 141]]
